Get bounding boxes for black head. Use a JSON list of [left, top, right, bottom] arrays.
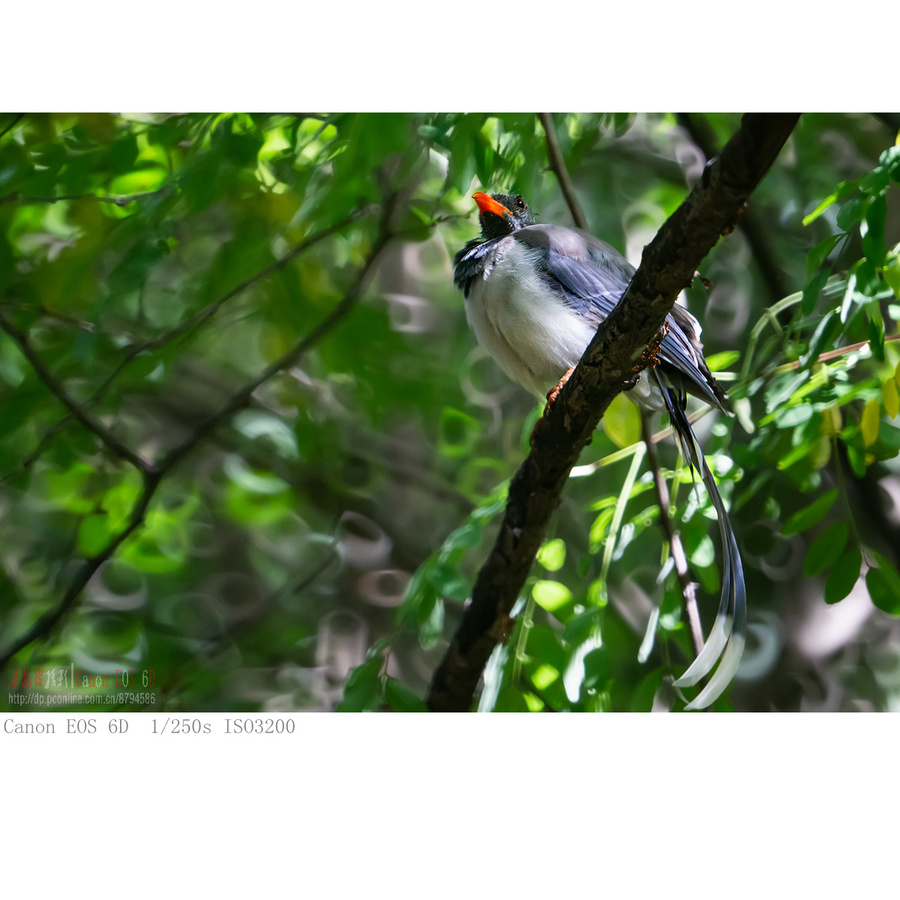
[[473, 192, 535, 239]]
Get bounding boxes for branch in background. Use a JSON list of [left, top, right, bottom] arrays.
[[677, 113, 793, 306], [0, 188, 170, 207], [0, 468, 162, 669], [640, 410, 704, 657], [538, 113, 589, 231], [874, 113, 900, 134], [0, 113, 24, 142], [0, 200, 395, 669], [159, 223, 391, 473], [0, 309, 152, 473], [428, 113, 801, 712], [0, 204, 379, 487], [129, 204, 379, 358]]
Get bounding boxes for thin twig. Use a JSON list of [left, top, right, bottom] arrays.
[[134, 204, 379, 357], [0, 113, 24, 142], [786, 333, 900, 369], [0, 468, 162, 669], [0, 188, 169, 207], [677, 113, 792, 306], [0, 309, 151, 472], [159, 226, 390, 473], [640, 410, 704, 656], [0, 204, 394, 668], [538, 113, 589, 231], [0, 205, 379, 487]]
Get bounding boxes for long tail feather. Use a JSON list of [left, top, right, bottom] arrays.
[[656, 381, 747, 710]]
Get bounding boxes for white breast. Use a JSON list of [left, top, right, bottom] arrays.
[[464, 239, 599, 399]]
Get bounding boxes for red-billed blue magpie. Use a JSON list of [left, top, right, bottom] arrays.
[[454, 191, 745, 709]]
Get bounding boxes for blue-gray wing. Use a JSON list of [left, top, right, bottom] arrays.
[[512, 225, 729, 412]]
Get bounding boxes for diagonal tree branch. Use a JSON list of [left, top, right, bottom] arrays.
[[0, 468, 163, 669], [677, 112, 793, 306], [0, 205, 379, 487], [158, 225, 391, 473], [542, 111, 705, 657], [428, 113, 801, 711], [0, 203, 395, 670], [0, 309, 152, 472]]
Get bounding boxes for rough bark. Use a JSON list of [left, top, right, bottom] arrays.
[[427, 113, 801, 712]]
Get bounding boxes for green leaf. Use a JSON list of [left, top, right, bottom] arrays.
[[426, 563, 469, 602], [802, 180, 857, 226], [861, 193, 888, 268], [825, 548, 862, 604], [532, 580, 572, 613], [836, 192, 866, 231], [801, 268, 832, 318], [705, 350, 740, 372], [880, 146, 900, 182], [859, 166, 891, 196], [782, 490, 838, 535], [806, 233, 842, 275], [77, 513, 115, 556], [883, 378, 899, 419], [861, 397, 880, 447], [581, 646, 610, 691], [866, 553, 900, 615], [774, 403, 814, 430], [844, 440, 868, 477], [800, 309, 842, 367], [337, 658, 383, 712], [803, 521, 848, 577], [564, 606, 604, 646], [603, 392, 641, 448], [868, 314, 885, 362], [884, 256, 900, 299], [418, 596, 445, 649], [441, 521, 483, 553], [384, 678, 428, 712], [537, 538, 566, 572]]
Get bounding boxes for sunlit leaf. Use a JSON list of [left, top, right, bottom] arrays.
[[603, 392, 641, 449], [861, 397, 880, 447], [537, 538, 566, 572], [532, 580, 572, 613]]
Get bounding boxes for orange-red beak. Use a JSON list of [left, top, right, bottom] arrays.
[[472, 192, 511, 218]]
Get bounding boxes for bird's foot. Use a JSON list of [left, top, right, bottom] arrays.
[[530, 367, 575, 444], [635, 321, 669, 372], [546, 367, 575, 406]]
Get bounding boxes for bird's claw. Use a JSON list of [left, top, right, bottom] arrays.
[[530, 367, 575, 444], [634, 322, 670, 372]]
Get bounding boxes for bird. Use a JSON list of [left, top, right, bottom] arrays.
[[453, 190, 746, 709]]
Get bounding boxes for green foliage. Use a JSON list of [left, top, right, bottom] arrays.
[[1, 113, 899, 714]]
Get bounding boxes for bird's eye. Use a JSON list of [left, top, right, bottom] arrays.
[[515, 197, 525, 210]]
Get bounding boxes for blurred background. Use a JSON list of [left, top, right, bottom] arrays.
[[1, 112, 898, 712]]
